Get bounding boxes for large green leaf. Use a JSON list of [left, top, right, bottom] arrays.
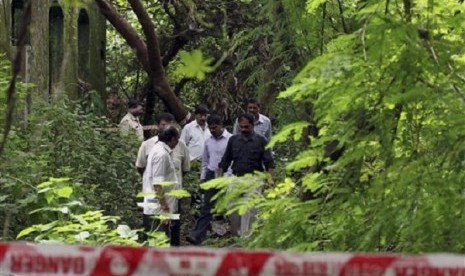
[[56, 186, 73, 199], [175, 50, 214, 80]]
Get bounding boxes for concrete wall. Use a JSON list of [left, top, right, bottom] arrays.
[[0, 0, 106, 101]]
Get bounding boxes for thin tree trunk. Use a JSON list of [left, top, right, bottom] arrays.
[[258, 2, 283, 116], [0, 1, 31, 157], [320, 2, 327, 55], [403, 0, 411, 22], [95, 0, 190, 122], [95, 0, 150, 73], [337, 0, 348, 33]]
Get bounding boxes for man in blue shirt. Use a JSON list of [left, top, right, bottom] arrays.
[[186, 114, 232, 245]]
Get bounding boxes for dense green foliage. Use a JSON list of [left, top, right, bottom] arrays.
[[16, 178, 169, 246], [207, 0, 465, 253], [4, 0, 465, 253], [0, 98, 142, 240]]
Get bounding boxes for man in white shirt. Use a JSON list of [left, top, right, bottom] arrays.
[[136, 113, 190, 181], [119, 99, 144, 141], [142, 126, 181, 246], [180, 105, 211, 161], [136, 113, 190, 246], [233, 98, 272, 141]]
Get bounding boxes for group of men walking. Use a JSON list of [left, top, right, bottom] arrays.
[[119, 99, 275, 246]]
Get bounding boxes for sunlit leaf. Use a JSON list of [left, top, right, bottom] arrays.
[[56, 186, 73, 199], [175, 50, 214, 80], [166, 189, 191, 198]]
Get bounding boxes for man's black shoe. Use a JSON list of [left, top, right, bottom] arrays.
[[185, 235, 201, 245]]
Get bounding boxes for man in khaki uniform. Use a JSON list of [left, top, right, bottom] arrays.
[[119, 99, 144, 141]]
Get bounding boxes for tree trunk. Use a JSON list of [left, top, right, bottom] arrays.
[[94, 0, 190, 123]]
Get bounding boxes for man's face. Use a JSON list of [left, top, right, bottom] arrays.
[[157, 120, 173, 131], [167, 137, 179, 149], [130, 105, 144, 117], [239, 118, 254, 137], [209, 124, 223, 138], [247, 103, 260, 119], [195, 113, 208, 126]]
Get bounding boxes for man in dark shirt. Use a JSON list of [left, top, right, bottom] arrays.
[[218, 113, 275, 237], [218, 113, 275, 177]]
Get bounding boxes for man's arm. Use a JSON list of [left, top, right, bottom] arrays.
[[218, 137, 234, 177], [262, 147, 275, 171], [265, 119, 272, 141], [232, 119, 239, 135], [119, 117, 131, 136], [180, 141, 191, 174], [263, 147, 275, 186], [150, 154, 170, 211], [137, 167, 145, 176], [262, 136, 275, 181], [200, 142, 210, 180], [135, 142, 147, 177], [180, 125, 189, 146]]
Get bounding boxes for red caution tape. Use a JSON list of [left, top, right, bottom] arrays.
[[0, 242, 464, 275]]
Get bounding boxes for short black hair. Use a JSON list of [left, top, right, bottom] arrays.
[[194, 104, 209, 115], [128, 99, 142, 109], [238, 113, 254, 125], [207, 114, 223, 126], [158, 126, 179, 143], [247, 98, 260, 107], [156, 112, 175, 124]]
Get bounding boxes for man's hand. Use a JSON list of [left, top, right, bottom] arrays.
[[217, 168, 224, 177], [160, 199, 169, 212]]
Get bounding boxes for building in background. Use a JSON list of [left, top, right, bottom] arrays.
[[0, 0, 106, 103]]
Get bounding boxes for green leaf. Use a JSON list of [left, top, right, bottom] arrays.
[[268, 121, 310, 148], [37, 181, 53, 189], [175, 50, 214, 80], [306, 0, 327, 14], [302, 172, 323, 192], [71, 214, 88, 225], [37, 187, 52, 194], [56, 186, 73, 199], [286, 150, 320, 171], [136, 191, 155, 198], [17, 226, 37, 239], [266, 178, 296, 199], [44, 192, 54, 204], [49, 177, 71, 183], [166, 189, 191, 198], [155, 181, 176, 187]]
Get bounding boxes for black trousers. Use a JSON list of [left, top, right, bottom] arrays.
[[190, 169, 218, 242], [143, 212, 181, 246]]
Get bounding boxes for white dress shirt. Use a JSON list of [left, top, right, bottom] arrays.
[[142, 142, 179, 215], [180, 120, 211, 161], [136, 136, 190, 184]]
